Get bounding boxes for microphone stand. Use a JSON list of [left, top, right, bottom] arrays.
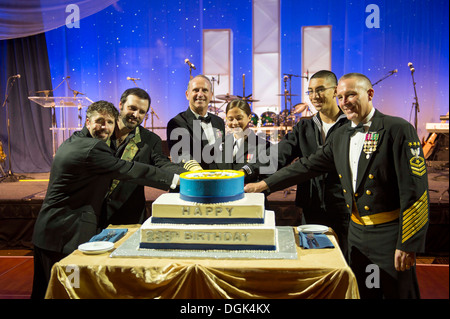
[[1, 76, 20, 182], [409, 69, 420, 131], [372, 70, 397, 86]]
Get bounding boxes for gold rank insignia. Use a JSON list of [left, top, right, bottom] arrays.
[[409, 141, 426, 176]]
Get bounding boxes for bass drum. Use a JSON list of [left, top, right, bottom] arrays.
[[260, 111, 278, 126], [249, 112, 259, 127], [278, 109, 296, 126]]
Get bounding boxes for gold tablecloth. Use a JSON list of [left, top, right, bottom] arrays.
[[45, 225, 359, 299]]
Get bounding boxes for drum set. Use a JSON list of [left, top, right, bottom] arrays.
[[208, 73, 310, 140]]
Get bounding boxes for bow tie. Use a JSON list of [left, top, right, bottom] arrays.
[[347, 123, 367, 134], [198, 116, 211, 123]]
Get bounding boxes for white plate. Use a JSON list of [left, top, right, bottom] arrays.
[[78, 241, 114, 254], [297, 224, 329, 234]]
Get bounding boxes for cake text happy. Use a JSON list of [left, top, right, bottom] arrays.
[[181, 206, 234, 217]]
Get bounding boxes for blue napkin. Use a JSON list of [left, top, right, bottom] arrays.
[[299, 232, 334, 249], [89, 228, 127, 243]]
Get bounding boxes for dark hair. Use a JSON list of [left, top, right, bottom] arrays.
[[225, 99, 252, 116], [120, 87, 151, 111], [339, 73, 373, 89], [310, 70, 338, 86], [86, 100, 119, 121]]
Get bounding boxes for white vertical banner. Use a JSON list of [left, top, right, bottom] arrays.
[[252, 0, 280, 115], [203, 29, 233, 102], [302, 25, 332, 115]]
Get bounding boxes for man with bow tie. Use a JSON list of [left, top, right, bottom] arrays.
[[167, 75, 225, 169], [245, 73, 429, 299]]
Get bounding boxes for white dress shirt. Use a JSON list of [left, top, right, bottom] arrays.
[[191, 109, 216, 145], [348, 107, 376, 191]]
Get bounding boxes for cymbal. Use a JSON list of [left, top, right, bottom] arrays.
[[276, 93, 298, 96], [293, 103, 308, 113], [242, 98, 260, 102], [216, 94, 239, 101], [208, 106, 224, 113]]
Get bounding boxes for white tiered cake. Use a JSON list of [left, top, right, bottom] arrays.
[[139, 170, 278, 251]]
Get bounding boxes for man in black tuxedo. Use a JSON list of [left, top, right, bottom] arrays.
[[31, 101, 180, 299], [101, 88, 186, 227], [245, 73, 429, 299], [167, 75, 225, 169]]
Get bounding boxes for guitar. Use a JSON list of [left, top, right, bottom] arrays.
[[422, 111, 449, 159], [0, 140, 6, 163]]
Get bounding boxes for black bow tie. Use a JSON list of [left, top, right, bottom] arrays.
[[198, 116, 211, 123], [347, 123, 367, 134]]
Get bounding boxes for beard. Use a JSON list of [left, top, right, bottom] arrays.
[[121, 114, 140, 130]]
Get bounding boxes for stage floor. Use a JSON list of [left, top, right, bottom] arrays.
[[1, 163, 448, 254], [1, 164, 448, 203]]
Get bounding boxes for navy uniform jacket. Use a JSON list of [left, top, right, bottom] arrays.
[[167, 108, 225, 169], [264, 110, 429, 252], [102, 126, 187, 226], [32, 127, 176, 254], [275, 112, 349, 214]]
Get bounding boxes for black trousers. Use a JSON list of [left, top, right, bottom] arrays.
[[348, 220, 420, 299], [31, 246, 68, 299]]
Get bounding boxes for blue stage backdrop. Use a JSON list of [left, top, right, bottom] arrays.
[[1, 0, 448, 172]]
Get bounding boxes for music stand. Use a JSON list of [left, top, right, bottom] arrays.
[[28, 96, 93, 156]]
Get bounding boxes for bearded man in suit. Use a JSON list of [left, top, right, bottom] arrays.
[[101, 88, 186, 227]]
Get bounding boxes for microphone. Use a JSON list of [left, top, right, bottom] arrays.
[[10, 74, 21, 79], [390, 69, 398, 74], [185, 59, 196, 70], [283, 75, 288, 82], [127, 77, 141, 81], [408, 62, 415, 73]]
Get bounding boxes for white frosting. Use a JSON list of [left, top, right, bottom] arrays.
[[152, 193, 265, 220], [140, 210, 277, 248]]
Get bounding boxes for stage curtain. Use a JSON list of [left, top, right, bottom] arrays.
[[0, 0, 118, 40], [0, 33, 54, 173]]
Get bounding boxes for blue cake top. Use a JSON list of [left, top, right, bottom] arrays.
[[179, 170, 245, 203]]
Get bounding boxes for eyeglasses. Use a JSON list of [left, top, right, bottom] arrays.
[[306, 86, 336, 96]]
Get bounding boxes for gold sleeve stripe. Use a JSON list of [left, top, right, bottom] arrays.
[[402, 191, 429, 243], [183, 160, 203, 171]]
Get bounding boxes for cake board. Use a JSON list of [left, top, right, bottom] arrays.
[[110, 226, 298, 260]]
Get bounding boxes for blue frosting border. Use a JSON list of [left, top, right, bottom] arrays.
[[179, 192, 244, 203], [151, 217, 264, 224], [139, 242, 276, 251]]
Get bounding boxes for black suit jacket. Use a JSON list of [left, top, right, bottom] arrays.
[[209, 130, 272, 183], [264, 110, 429, 252], [32, 127, 176, 254], [167, 107, 225, 169], [102, 126, 187, 227]]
